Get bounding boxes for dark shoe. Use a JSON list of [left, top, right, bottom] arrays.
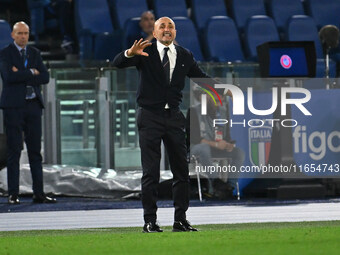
[[143, 222, 163, 233], [33, 194, 57, 203], [173, 220, 198, 232], [8, 195, 20, 204]]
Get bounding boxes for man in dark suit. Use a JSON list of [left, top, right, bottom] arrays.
[[113, 17, 223, 232], [0, 21, 56, 204]]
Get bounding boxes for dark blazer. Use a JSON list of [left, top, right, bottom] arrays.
[[0, 43, 49, 109], [112, 43, 211, 110]]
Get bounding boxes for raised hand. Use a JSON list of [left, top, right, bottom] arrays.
[[127, 39, 152, 57]]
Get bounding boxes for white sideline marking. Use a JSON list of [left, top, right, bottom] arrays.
[[1, 202, 340, 231]]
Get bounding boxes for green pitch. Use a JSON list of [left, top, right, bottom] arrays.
[[1, 221, 340, 255]]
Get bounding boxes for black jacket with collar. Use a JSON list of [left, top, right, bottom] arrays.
[[112, 42, 211, 110]]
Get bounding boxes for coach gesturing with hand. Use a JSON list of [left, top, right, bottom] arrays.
[[113, 17, 217, 232]]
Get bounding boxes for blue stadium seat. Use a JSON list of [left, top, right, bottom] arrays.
[[245, 15, 280, 60], [230, 0, 266, 32], [268, 0, 304, 33], [172, 17, 204, 61], [0, 19, 12, 50], [109, 0, 148, 30], [122, 17, 143, 49], [27, 0, 58, 42], [287, 15, 337, 77], [204, 16, 244, 62], [153, 0, 187, 18], [305, 0, 340, 29], [287, 15, 323, 58], [191, 0, 227, 32], [74, 0, 121, 60]]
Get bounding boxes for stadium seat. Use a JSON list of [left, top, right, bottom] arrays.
[[27, 0, 58, 42], [230, 0, 266, 32], [122, 17, 142, 49], [74, 0, 121, 60], [191, 0, 227, 33], [0, 19, 12, 50], [268, 0, 304, 34], [109, 0, 148, 30], [172, 17, 204, 61], [153, 0, 188, 18], [0, 0, 12, 23], [287, 15, 337, 77], [204, 16, 244, 62], [244, 15, 280, 60], [287, 15, 323, 58], [305, 0, 340, 29]]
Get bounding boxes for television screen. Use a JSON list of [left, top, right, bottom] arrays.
[[269, 47, 308, 76], [257, 41, 316, 78]]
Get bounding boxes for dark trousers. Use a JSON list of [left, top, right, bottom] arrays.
[[137, 107, 190, 223], [3, 99, 43, 196]]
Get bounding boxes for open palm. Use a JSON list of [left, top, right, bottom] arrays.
[[127, 39, 152, 57]]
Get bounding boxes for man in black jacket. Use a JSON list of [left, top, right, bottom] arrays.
[[0, 21, 56, 204], [113, 17, 217, 232]]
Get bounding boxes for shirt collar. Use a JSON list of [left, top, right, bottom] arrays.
[[156, 40, 176, 54], [13, 41, 27, 52]]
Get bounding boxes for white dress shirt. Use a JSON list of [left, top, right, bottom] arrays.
[[156, 41, 177, 108], [156, 41, 177, 83]]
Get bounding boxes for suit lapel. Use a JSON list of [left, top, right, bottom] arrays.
[[170, 45, 183, 86], [149, 43, 168, 85], [9, 43, 25, 69]]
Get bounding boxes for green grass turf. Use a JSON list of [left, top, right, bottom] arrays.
[[1, 221, 340, 255]]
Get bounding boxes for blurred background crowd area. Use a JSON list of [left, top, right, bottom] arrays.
[[0, 0, 339, 78]]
